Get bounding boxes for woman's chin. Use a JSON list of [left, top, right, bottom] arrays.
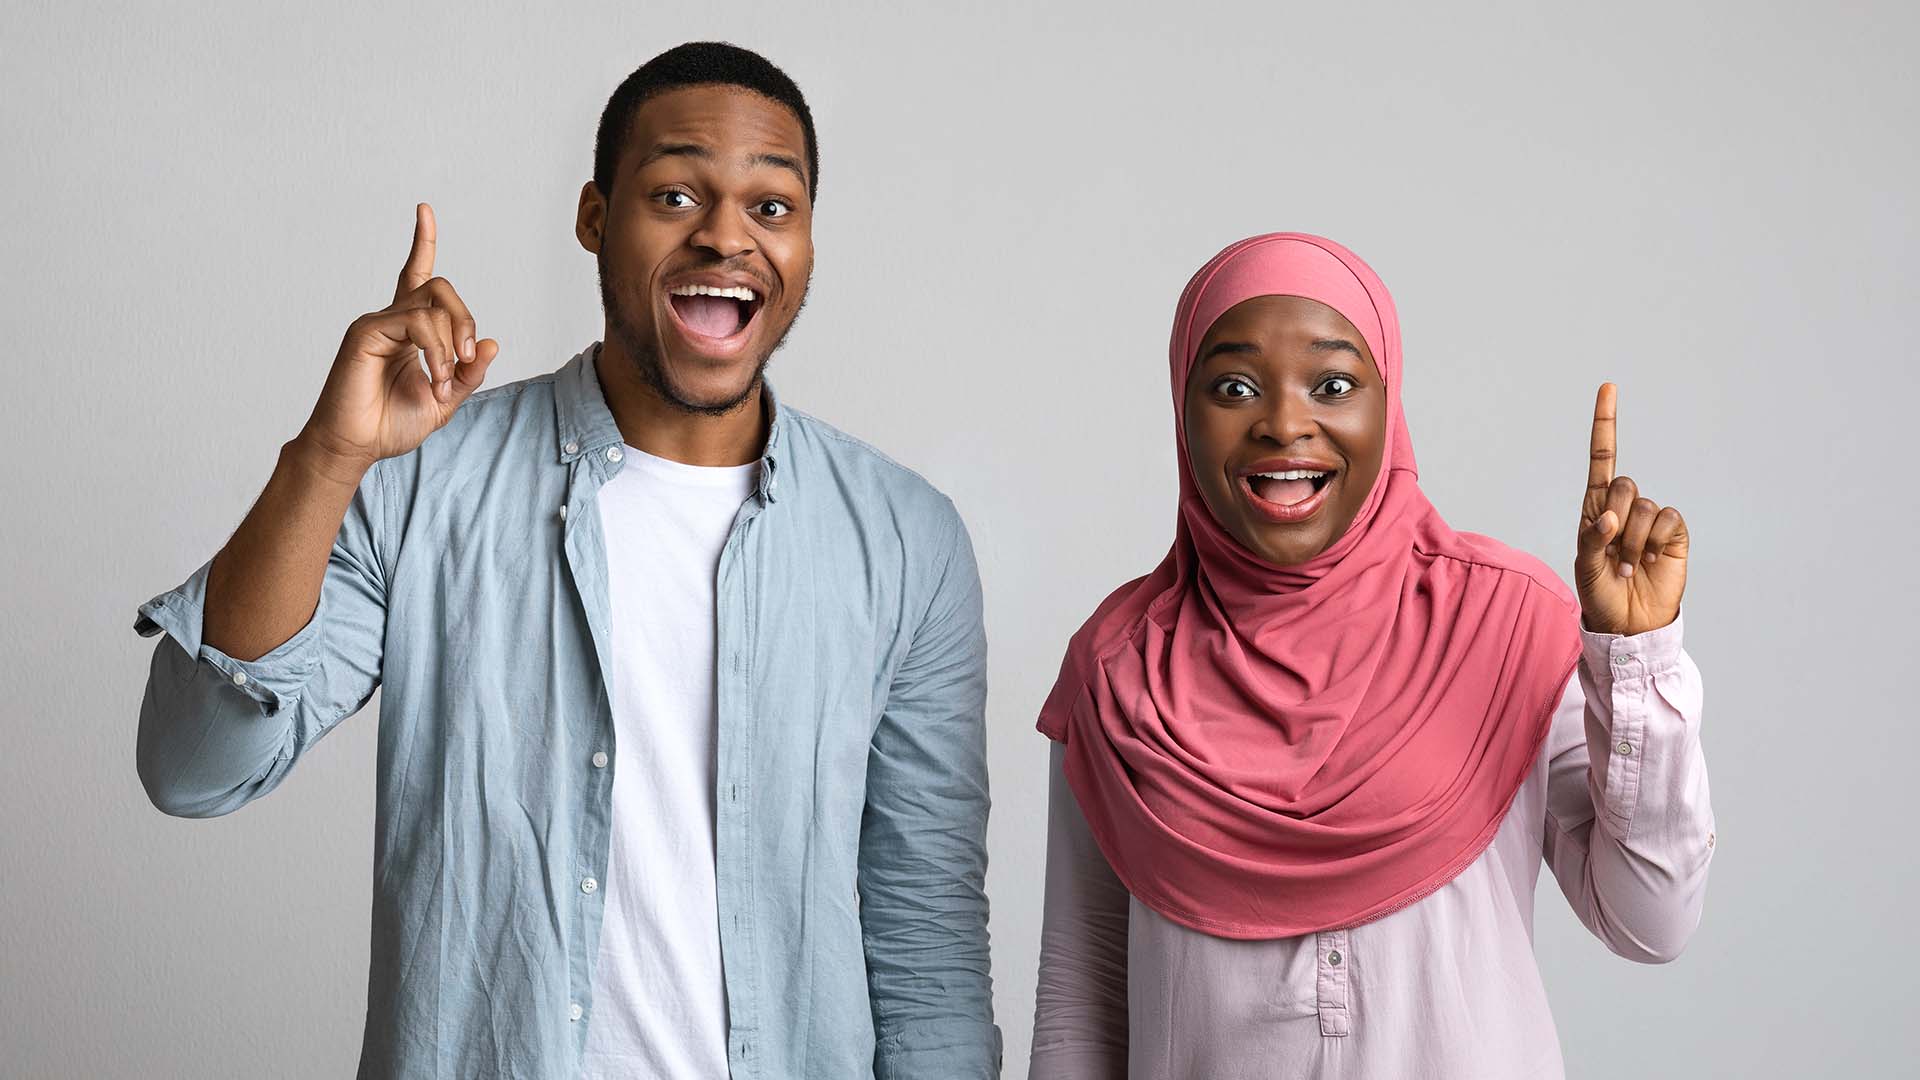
[[1235, 518, 1338, 568]]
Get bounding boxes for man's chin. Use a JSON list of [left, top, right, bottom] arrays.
[[650, 357, 765, 416]]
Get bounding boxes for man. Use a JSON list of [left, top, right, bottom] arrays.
[[134, 42, 999, 1079]]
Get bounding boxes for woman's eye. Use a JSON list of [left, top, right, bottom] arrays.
[[757, 199, 792, 218], [1320, 375, 1357, 396], [657, 191, 696, 209], [1215, 377, 1257, 399]]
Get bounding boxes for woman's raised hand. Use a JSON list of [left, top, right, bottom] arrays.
[[1574, 383, 1688, 636]]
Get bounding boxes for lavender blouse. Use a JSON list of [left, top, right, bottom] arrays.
[[1030, 615, 1714, 1079]]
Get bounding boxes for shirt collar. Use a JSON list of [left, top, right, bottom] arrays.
[[554, 342, 787, 502]]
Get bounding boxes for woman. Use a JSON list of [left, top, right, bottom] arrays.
[[1029, 233, 1713, 1079]]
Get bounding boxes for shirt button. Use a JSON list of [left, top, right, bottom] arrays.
[[1327, 950, 1342, 966], [563, 441, 579, 456], [581, 876, 598, 894], [559, 505, 568, 521], [230, 670, 248, 687], [568, 1002, 583, 1022], [1616, 740, 1634, 756], [1707, 832, 1716, 848], [591, 751, 608, 769], [1612, 653, 1631, 666], [607, 446, 623, 463]]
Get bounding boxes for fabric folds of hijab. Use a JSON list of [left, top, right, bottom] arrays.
[[1038, 233, 1582, 938]]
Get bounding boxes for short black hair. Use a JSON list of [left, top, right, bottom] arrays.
[[593, 41, 819, 200]]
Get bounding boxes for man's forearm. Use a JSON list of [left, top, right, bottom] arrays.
[[203, 435, 369, 661]]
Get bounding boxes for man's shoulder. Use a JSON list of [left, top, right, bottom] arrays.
[[451, 369, 561, 430], [421, 370, 559, 451], [373, 370, 561, 497], [782, 407, 962, 530]]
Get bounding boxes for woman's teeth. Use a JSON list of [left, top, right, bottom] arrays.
[[1247, 470, 1330, 507]]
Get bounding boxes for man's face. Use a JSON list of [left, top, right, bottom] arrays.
[[578, 84, 814, 414]]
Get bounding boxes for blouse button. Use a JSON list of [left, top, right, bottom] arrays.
[[1616, 740, 1634, 756], [1327, 950, 1342, 966]]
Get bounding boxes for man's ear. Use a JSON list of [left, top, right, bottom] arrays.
[[575, 181, 606, 254]]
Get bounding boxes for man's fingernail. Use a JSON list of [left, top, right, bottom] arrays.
[[1617, 563, 1634, 578], [463, 337, 475, 361]]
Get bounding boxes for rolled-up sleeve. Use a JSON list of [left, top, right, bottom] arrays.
[[134, 461, 389, 818], [859, 502, 1002, 1078], [1544, 612, 1715, 963]]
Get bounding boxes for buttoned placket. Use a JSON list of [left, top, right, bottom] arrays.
[[716, 425, 781, 1078], [1316, 928, 1351, 1037], [555, 428, 625, 1039]]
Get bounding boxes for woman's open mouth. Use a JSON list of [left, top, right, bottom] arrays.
[[665, 282, 766, 358], [1240, 467, 1336, 524]]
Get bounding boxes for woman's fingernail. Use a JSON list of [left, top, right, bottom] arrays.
[[463, 337, 475, 361], [1617, 562, 1634, 578]]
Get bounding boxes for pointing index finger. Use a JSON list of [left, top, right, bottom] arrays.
[[395, 202, 436, 303], [1587, 382, 1617, 495]]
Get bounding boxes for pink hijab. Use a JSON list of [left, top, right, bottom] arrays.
[[1038, 233, 1582, 938]]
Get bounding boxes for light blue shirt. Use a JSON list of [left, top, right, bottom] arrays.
[[134, 345, 1001, 1079]]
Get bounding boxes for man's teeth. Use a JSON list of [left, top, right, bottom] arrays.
[[668, 284, 758, 302], [1251, 470, 1330, 480]]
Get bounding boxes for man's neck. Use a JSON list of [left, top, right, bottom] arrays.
[[596, 343, 768, 468]]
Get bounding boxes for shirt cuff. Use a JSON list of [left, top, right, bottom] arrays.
[[1580, 610, 1684, 683], [134, 559, 324, 716], [875, 1019, 1004, 1080]]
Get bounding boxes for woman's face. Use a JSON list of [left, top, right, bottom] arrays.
[[1183, 295, 1388, 567]]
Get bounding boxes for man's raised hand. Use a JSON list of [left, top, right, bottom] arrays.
[[297, 203, 499, 477]]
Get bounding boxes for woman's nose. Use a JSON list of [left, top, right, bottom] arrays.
[[1249, 390, 1316, 447]]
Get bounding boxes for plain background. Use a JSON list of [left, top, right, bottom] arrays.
[[4, 1, 1915, 1076]]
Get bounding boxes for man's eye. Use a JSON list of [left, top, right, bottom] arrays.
[[1215, 377, 1257, 399], [657, 191, 696, 209], [758, 199, 792, 218]]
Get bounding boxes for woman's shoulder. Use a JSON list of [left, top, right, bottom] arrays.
[[1423, 528, 1579, 613]]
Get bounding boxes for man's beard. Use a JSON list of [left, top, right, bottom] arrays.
[[597, 253, 805, 417]]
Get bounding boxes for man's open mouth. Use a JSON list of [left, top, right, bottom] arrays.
[[666, 282, 765, 343]]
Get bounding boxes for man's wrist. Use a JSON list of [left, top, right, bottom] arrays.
[[283, 432, 374, 493]]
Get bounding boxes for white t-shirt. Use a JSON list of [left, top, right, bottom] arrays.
[[580, 444, 757, 1079]]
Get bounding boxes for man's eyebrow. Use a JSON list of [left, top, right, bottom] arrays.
[[1311, 338, 1363, 357], [1199, 341, 1261, 363], [637, 142, 713, 170], [751, 152, 809, 190], [636, 143, 808, 191]]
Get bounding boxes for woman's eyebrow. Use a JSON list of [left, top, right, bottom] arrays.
[[1311, 338, 1363, 357], [1200, 341, 1261, 363]]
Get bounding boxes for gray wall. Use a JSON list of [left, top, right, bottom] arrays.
[[4, 1, 1914, 1076]]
